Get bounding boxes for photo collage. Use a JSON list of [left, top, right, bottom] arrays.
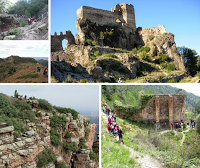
[[0, 0, 200, 167]]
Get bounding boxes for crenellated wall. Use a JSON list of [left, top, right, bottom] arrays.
[[51, 31, 75, 52]]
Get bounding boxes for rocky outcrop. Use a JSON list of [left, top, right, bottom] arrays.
[[0, 127, 46, 168], [138, 25, 186, 71], [0, 14, 20, 33]]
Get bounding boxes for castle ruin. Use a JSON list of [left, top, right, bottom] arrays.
[[114, 92, 185, 126]]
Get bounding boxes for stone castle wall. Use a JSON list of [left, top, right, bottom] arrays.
[[51, 31, 75, 52], [77, 3, 136, 30], [114, 94, 185, 126]]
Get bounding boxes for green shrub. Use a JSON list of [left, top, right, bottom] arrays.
[[37, 99, 52, 111], [138, 46, 150, 53], [160, 62, 176, 71], [56, 162, 68, 168], [50, 129, 61, 147], [139, 52, 149, 61], [53, 106, 79, 120], [36, 112, 42, 117], [195, 72, 200, 78], [12, 100, 32, 111], [0, 94, 19, 117], [37, 147, 56, 168], [8, 67, 16, 75], [167, 78, 177, 83], [89, 151, 99, 162], [64, 131, 71, 138], [69, 56, 73, 62], [104, 53, 117, 59], [94, 51, 101, 56], [84, 39, 93, 46], [0, 114, 29, 134], [80, 79, 87, 83], [85, 130, 89, 137], [163, 33, 167, 35], [149, 35, 155, 41], [132, 48, 137, 55], [79, 137, 88, 149], [18, 109, 35, 122], [63, 143, 78, 152], [50, 114, 67, 129]]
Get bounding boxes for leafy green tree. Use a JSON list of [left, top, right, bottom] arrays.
[[177, 46, 198, 76], [195, 101, 200, 114], [8, 67, 16, 75], [25, 10, 31, 18], [63, 143, 78, 152], [14, 90, 19, 98], [79, 137, 88, 149]]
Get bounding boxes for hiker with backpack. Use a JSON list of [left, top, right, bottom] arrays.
[[108, 123, 111, 134], [107, 107, 110, 116], [113, 124, 118, 137], [113, 113, 117, 123], [118, 127, 124, 144], [102, 106, 105, 113], [37, 66, 41, 72]]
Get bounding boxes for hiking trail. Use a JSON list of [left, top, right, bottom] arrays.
[[159, 126, 191, 146], [102, 112, 163, 168]]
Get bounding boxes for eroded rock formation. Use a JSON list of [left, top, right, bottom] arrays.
[[0, 106, 98, 167]]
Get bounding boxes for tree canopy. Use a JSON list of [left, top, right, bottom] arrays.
[[8, 0, 48, 17], [177, 46, 199, 76]]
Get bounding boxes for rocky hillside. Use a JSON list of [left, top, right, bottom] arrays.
[[0, 94, 99, 168], [0, 5, 48, 40], [51, 3, 200, 83], [0, 56, 48, 83]]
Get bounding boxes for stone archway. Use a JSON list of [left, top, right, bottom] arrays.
[[51, 31, 75, 52]]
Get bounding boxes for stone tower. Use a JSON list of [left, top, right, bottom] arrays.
[[118, 3, 136, 31]]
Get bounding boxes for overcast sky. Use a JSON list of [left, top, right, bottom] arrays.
[[0, 85, 99, 115], [0, 41, 49, 58]]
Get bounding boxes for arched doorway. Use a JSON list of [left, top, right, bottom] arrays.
[[62, 39, 68, 50]]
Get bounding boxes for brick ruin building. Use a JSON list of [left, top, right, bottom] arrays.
[[114, 91, 185, 126]]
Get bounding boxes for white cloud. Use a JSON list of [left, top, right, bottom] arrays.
[[0, 41, 49, 58]]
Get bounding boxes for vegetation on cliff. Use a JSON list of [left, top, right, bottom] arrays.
[[0, 92, 99, 167]]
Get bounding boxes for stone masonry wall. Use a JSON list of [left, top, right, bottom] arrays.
[[114, 94, 185, 126], [77, 3, 136, 30], [51, 31, 75, 52]]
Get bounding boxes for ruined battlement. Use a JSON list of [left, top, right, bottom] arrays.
[[51, 30, 75, 52], [114, 93, 185, 126], [77, 3, 136, 31]]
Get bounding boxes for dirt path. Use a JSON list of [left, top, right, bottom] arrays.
[[102, 112, 163, 168], [159, 126, 191, 146]]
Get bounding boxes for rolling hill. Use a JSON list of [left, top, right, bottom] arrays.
[[0, 56, 48, 83]]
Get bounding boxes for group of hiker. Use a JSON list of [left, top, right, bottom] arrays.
[[37, 66, 48, 75], [103, 106, 124, 144], [27, 17, 37, 25], [187, 119, 196, 128]]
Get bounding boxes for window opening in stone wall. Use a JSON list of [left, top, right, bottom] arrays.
[[62, 39, 68, 50]]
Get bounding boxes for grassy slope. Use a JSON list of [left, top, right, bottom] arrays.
[[102, 112, 200, 168], [1, 63, 48, 83]]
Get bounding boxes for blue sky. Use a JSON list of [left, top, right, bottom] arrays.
[[51, 0, 200, 54], [0, 41, 48, 58], [0, 85, 99, 115]]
